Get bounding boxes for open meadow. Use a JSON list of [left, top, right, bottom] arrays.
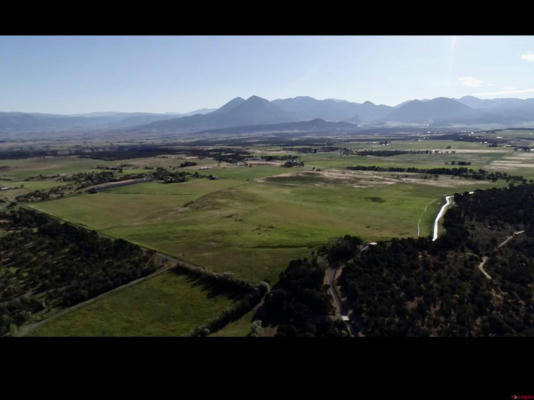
[[31, 153, 507, 284], [2, 132, 531, 336]]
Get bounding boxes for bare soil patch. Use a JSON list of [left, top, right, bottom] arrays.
[[256, 169, 492, 189]]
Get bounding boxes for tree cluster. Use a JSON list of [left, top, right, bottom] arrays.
[[150, 167, 189, 183], [178, 161, 197, 168], [254, 258, 344, 337], [0, 208, 156, 335], [281, 159, 304, 168], [337, 183, 534, 336]]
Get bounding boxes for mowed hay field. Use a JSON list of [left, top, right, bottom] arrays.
[[31, 164, 504, 284], [30, 270, 238, 337]]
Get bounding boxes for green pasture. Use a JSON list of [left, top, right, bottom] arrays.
[[30, 270, 238, 337], [31, 172, 502, 284], [1, 140, 528, 336]]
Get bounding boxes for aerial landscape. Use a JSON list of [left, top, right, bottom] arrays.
[[2, 35, 534, 337]]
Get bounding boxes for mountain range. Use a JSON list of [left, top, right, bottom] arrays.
[[0, 109, 215, 134], [3, 94, 534, 137]]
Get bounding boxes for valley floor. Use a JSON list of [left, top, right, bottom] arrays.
[[1, 131, 531, 336]]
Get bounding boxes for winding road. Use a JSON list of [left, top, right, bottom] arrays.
[[326, 266, 356, 336], [477, 230, 525, 281], [477, 256, 491, 280]]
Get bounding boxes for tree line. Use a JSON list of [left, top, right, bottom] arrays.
[[0, 208, 156, 336], [346, 165, 528, 183]]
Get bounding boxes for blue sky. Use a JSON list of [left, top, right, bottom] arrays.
[[2, 36, 534, 114]]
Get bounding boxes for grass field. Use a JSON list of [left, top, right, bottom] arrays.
[[31, 167, 503, 284], [0, 156, 113, 180], [30, 270, 238, 336], [1, 138, 529, 336], [297, 147, 508, 171], [210, 308, 256, 337]]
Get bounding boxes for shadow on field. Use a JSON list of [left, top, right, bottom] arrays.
[[174, 269, 244, 301]]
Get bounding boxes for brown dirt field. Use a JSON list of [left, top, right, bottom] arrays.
[[398, 176, 494, 188], [256, 169, 492, 189]]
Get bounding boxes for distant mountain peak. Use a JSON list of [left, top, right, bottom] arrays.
[[227, 96, 245, 104], [382, 97, 473, 123], [246, 95, 269, 103], [432, 96, 457, 102], [213, 97, 246, 114]]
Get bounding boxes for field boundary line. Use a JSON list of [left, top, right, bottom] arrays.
[[17, 255, 176, 337], [16, 207, 263, 337]]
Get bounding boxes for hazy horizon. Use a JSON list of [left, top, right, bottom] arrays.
[[2, 35, 534, 114]]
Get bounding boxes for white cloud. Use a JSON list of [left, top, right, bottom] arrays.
[[459, 76, 484, 87], [521, 52, 534, 62], [472, 87, 534, 97]]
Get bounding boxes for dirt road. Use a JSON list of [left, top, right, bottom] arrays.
[[477, 256, 491, 280], [476, 231, 525, 281], [432, 195, 453, 241], [326, 265, 356, 337]]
